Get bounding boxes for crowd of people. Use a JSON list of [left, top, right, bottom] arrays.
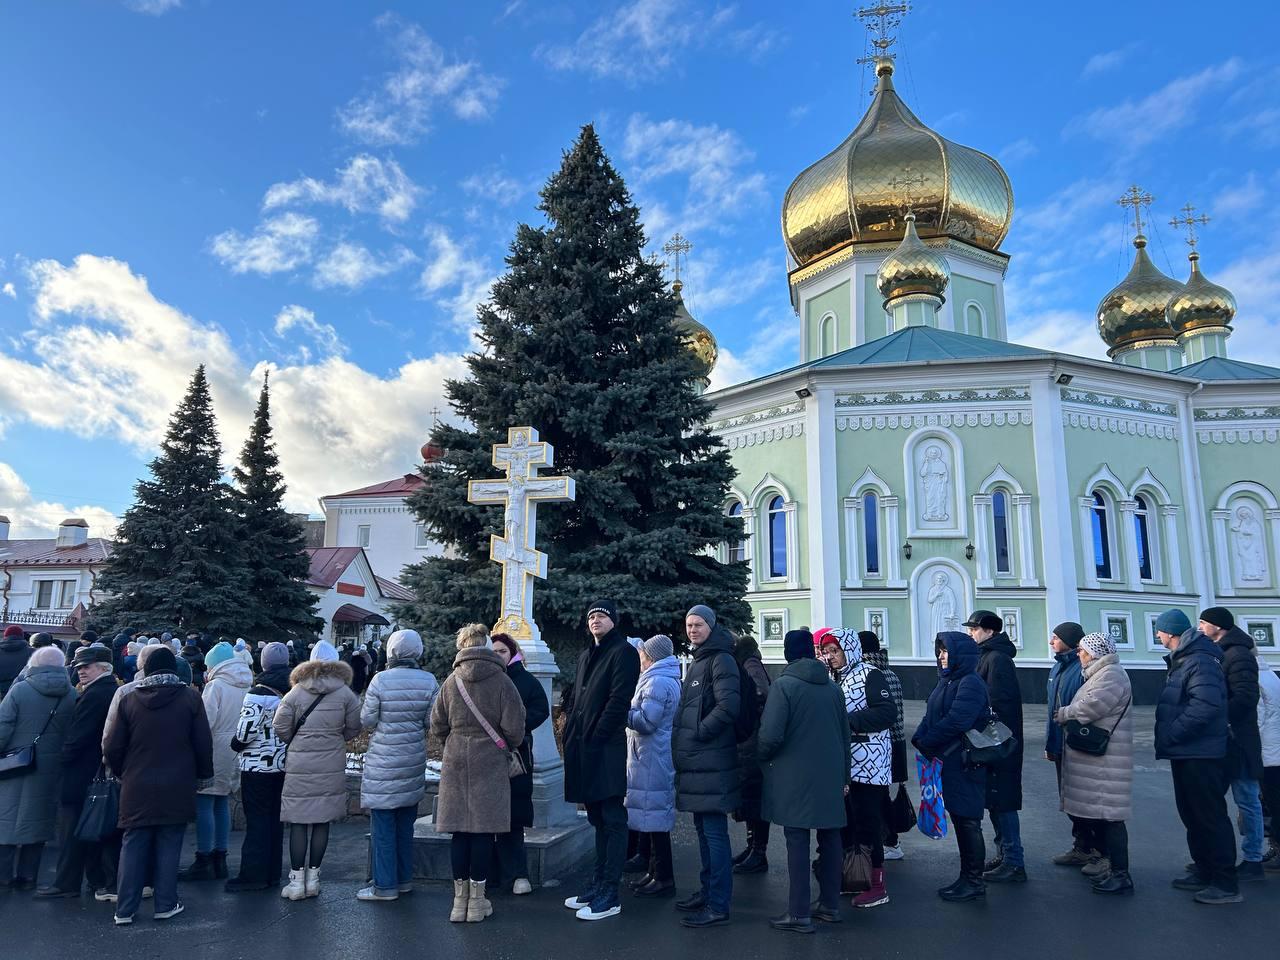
[[0, 597, 1277, 932]]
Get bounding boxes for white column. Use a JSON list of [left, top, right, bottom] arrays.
[[1118, 500, 1143, 591], [1212, 510, 1233, 596], [883, 496, 906, 588], [843, 497, 862, 589], [1077, 497, 1099, 590], [804, 387, 840, 624], [1031, 376, 1079, 624], [973, 494, 994, 588], [1161, 505, 1186, 593], [1267, 509, 1280, 590], [741, 506, 757, 592], [785, 502, 801, 590], [1014, 494, 1038, 586], [1176, 394, 1215, 608]]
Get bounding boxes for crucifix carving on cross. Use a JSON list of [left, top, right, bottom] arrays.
[[467, 427, 576, 642], [1117, 184, 1154, 237]]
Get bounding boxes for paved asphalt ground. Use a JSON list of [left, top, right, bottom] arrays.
[[7, 702, 1277, 960]]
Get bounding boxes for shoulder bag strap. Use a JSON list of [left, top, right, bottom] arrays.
[[454, 674, 507, 750], [29, 691, 62, 747], [1106, 696, 1131, 737], [284, 691, 328, 746]]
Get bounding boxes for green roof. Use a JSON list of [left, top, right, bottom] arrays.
[[808, 326, 1047, 368], [1172, 356, 1280, 382]]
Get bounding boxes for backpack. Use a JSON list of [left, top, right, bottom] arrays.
[[733, 658, 761, 743]]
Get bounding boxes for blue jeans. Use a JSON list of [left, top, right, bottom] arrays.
[[1231, 778, 1265, 862], [116, 824, 183, 919], [195, 794, 230, 853], [694, 812, 732, 914], [994, 810, 1024, 868], [371, 806, 416, 895]]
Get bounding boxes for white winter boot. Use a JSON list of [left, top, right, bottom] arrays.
[[281, 869, 307, 901], [304, 867, 321, 898], [466, 879, 492, 922], [449, 879, 468, 922]]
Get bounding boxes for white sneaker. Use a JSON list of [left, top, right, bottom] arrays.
[[141, 886, 153, 899], [356, 885, 398, 901], [513, 878, 532, 895], [304, 867, 321, 898], [883, 844, 905, 861], [154, 902, 184, 920], [95, 889, 117, 903], [113, 914, 133, 926], [398, 882, 414, 894], [281, 869, 307, 901]]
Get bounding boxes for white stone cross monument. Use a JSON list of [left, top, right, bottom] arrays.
[[467, 426, 579, 826]]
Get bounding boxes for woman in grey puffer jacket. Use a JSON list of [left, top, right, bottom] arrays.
[[358, 629, 440, 901]]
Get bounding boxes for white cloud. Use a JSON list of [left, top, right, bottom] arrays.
[[1065, 58, 1243, 151], [622, 114, 768, 239], [419, 225, 498, 332], [1081, 45, 1135, 78], [460, 170, 527, 207], [707, 310, 795, 391], [1215, 244, 1280, 368], [1000, 137, 1038, 164], [312, 242, 415, 291], [1212, 172, 1265, 220], [262, 155, 422, 225], [1007, 308, 1109, 360], [338, 15, 502, 146], [1, 282, 14, 299], [273, 304, 346, 363], [0, 461, 119, 540], [210, 212, 319, 275], [0, 254, 468, 516], [123, 0, 180, 14]]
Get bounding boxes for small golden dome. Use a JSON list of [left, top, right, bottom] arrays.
[[673, 282, 718, 376], [1096, 235, 1184, 355], [876, 212, 950, 304], [782, 58, 1013, 272], [1167, 252, 1236, 336]]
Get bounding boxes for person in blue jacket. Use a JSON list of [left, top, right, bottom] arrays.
[[1044, 622, 1092, 866], [912, 631, 990, 903], [1153, 608, 1239, 905]]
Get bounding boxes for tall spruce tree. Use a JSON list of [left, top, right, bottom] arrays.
[[94, 365, 249, 636], [398, 124, 749, 668], [232, 372, 320, 642]]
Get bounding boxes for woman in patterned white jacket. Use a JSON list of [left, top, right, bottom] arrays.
[[225, 641, 292, 893], [816, 627, 896, 909]]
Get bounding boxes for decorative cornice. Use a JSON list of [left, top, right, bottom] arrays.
[[837, 410, 1031, 431], [789, 237, 1010, 290], [710, 401, 804, 433], [836, 386, 1029, 407], [723, 421, 805, 450], [1061, 388, 1176, 418], [1196, 426, 1280, 445], [1063, 411, 1177, 440], [1194, 406, 1280, 422]]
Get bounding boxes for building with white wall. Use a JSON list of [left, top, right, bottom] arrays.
[[0, 517, 112, 639], [318, 474, 438, 584]]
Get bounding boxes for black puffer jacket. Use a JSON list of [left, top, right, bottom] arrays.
[[1217, 626, 1264, 781], [1155, 631, 1227, 760], [975, 633, 1024, 812], [673, 625, 742, 814], [0, 635, 31, 700]]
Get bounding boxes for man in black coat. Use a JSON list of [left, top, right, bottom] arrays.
[[36, 645, 119, 898], [1200, 607, 1267, 881], [561, 600, 640, 921], [965, 610, 1026, 883]]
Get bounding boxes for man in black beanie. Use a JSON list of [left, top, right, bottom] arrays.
[[562, 600, 640, 921], [1199, 606, 1267, 882]]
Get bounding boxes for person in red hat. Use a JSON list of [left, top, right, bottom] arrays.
[[0, 625, 31, 701]]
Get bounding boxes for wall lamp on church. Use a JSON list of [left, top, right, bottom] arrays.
[[902, 541, 912, 559], [965, 542, 975, 560], [795, 386, 813, 399]]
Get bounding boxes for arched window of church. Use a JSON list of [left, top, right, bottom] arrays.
[[726, 501, 746, 564], [863, 492, 879, 575], [966, 303, 985, 337], [819, 313, 836, 357], [1134, 495, 1153, 581], [1091, 491, 1113, 580], [768, 495, 788, 578], [992, 490, 1011, 574]]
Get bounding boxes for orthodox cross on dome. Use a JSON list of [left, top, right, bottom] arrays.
[[888, 170, 927, 216], [663, 233, 693, 286], [429, 406, 442, 426], [1117, 184, 1155, 237], [467, 427, 575, 643], [1170, 203, 1211, 251], [856, 2, 910, 67]]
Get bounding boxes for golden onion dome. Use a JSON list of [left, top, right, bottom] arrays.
[[876, 212, 950, 304], [782, 58, 1013, 271], [672, 282, 718, 377], [1167, 252, 1236, 336], [1096, 235, 1184, 355]]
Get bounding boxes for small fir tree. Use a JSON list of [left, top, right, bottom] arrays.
[[232, 372, 320, 642], [94, 365, 249, 636], [397, 124, 749, 668]]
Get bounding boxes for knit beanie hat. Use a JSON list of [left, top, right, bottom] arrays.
[[642, 634, 674, 662], [1155, 608, 1191, 637], [1052, 621, 1085, 649], [30, 632, 55, 648], [261, 642, 290, 670], [310, 640, 339, 662], [784, 628, 815, 663], [812, 626, 835, 649], [3, 625, 23, 639], [204, 641, 235, 671], [586, 599, 618, 624], [145, 646, 177, 676], [1079, 631, 1116, 660], [686, 604, 717, 630], [1199, 606, 1235, 631]]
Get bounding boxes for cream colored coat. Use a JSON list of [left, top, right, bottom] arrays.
[[1055, 653, 1134, 822], [199, 658, 253, 795]]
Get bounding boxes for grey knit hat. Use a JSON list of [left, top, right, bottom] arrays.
[[686, 604, 717, 629], [642, 634, 674, 662]]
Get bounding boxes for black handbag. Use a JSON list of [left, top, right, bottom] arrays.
[[1064, 698, 1130, 757], [76, 765, 121, 842], [963, 712, 1019, 766], [889, 783, 917, 834], [0, 698, 59, 780]]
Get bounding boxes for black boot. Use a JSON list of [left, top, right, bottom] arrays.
[[622, 854, 647, 874], [211, 851, 228, 880], [732, 826, 754, 866], [178, 853, 215, 882], [734, 848, 768, 874], [941, 818, 986, 902]]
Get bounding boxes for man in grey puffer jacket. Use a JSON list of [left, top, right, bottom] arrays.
[[357, 629, 439, 901]]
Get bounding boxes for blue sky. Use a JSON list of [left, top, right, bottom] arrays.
[[2, 0, 1277, 538]]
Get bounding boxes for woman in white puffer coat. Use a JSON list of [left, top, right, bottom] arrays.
[[1256, 655, 1280, 858]]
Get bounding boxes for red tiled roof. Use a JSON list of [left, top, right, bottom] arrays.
[[0, 538, 113, 566], [376, 575, 414, 602], [305, 547, 362, 588], [325, 474, 425, 500]]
